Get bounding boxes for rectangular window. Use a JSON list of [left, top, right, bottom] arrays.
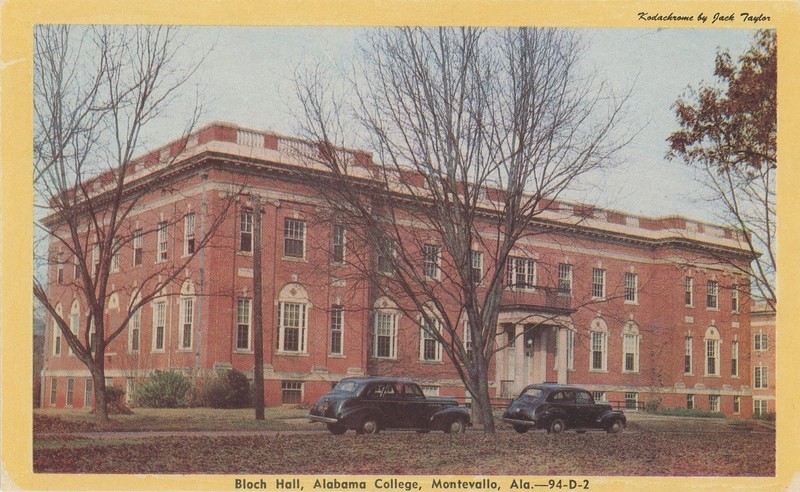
[[707, 280, 719, 309], [624, 392, 637, 410], [686, 394, 694, 410], [157, 222, 168, 262], [685, 277, 693, 306], [731, 284, 739, 312], [279, 302, 307, 353], [332, 225, 346, 263], [152, 301, 166, 351], [731, 340, 739, 377], [471, 251, 483, 285], [624, 272, 638, 303], [374, 312, 397, 359], [623, 333, 639, 372], [558, 263, 572, 296], [376, 240, 394, 275], [507, 257, 536, 290], [91, 243, 100, 275], [184, 213, 196, 256], [464, 321, 473, 358], [68, 312, 78, 356], [684, 336, 693, 374], [240, 209, 253, 252], [420, 316, 441, 362], [706, 339, 719, 376], [733, 395, 741, 414], [53, 320, 62, 356], [592, 391, 607, 402], [89, 318, 96, 353], [754, 333, 768, 351], [111, 239, 120, 273], [236, 299, 251, 350], [422, 385, 440, 397], [592, 269, 606, 299], [753, 399, 768, 416], [129, 308, 141, 352], [281, 381, 303, 404], [180, 297, 193, 349], [57, 253, 64, 284], [66, 378, 74, 407], [423, 244, 441, 280], [330, 306, 343, 355], [591, 331, 606, 371], [708, 395, 720, 412], [105, 377, 113, 388], [50, 379, 57, 405], [284, 218, 306, 258], [84, 378, 93, 406], [754, 366, 768, 389], [133, 229, 143, 265]]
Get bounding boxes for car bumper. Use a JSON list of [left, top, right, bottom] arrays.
[[308, 414, 339, 424], [502, 417, 538, 427]]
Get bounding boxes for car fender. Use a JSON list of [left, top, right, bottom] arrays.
[[536, 407, 567, 428], [338, 405, 385, 428], [430, 406, 471, 430], [597, 410, 626, 426]]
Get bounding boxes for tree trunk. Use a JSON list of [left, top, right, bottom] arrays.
[[91, 367, 109, 421]]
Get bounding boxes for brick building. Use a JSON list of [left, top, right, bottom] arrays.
[[41, 123, 757, 416], [751, 301, 776, 416]]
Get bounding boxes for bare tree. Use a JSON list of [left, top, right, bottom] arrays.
[[33, 25, 227, 420], [292, 27, 631, 432]]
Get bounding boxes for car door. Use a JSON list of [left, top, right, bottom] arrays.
[[400, 382, 428, 429], [575, 390, 601, 428], [377, 382, 402, 428], [559, 390, 578, 428]]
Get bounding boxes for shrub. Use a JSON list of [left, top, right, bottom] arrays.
[[134, 370, 192, 408], [754, 411, 776, 422], [204, 369, 252, 408], [644, 397, 662, 413], [652, 407, 726, 419]]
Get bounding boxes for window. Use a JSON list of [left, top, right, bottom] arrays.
[[152, 301, 166, 351], [463, 321, 473, 358], [423, 244, 441, 280], [180, 297, 194, 349], [376, 241, 394, 275], [685, 277, 693, 306], [236, 298, 251, 350], [66, 378, 74, 407], [133, 229, 143, 265], [592, 391, 607, 402], [240, 209, 253, 252], [731, 340, 739, 377], [91, 243, 100, 275], [622, 323, 640, 373], [592, 268, 606, 299], [705, 338, 720, 376], [184, 213, 196, 256], [52, 305, 62, 356], [590, 331, 607, 371], [281, 381, 303, 404], [558, 263, 572, 296], [284, 218, 306, 258], [50, 379, 57, 405], [278, 302, 307, 353], [84, 378, 93, 406], [374, 312, 397, 359], [332, 225, 346, 263], [422, 385, 440, 397], [330, 306, 343, 355], [126, 378, 136, 404], [157, 222, 168, 262], [753, 399, 768, 417], [420, 316, 442, 362], [624, 392, 638, 410], [129, 308, 141, 352], [686, 394, 694, 410], [111, 239, 120, 272], [708, 395, 719, 412], [733, 395, 741, 414], [754, 365, 768, 389], [731, 284, 739, 312], [507, 257, 536, 290], [89, 317, 96, 353], [471, 251, 483, 284], [754, 333, 768, 351], [624, 272, 638, 303], [707, 280, 718, 309], [105, 377, 113, 388], [69, 301, 79, 356], [684, 336, 692, 374], [57, 253, 64, 284]]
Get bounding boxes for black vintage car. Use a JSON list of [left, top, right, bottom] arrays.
[[502, 383, 625, 434], [308, 377, 472, 435]]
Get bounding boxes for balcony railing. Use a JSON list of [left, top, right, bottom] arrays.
[[501, 285, 572, 313]]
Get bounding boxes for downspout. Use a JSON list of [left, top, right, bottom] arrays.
[[194, 171, 208, 371]]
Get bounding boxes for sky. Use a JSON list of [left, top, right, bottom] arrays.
[[146, 27, 757, 224]]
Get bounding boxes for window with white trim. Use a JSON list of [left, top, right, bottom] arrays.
[[284, 218, 306, 258], [66, 378, 74, 407], [592, 268, 606, 299], [684, 336, 692, 374], [152, 301, 166, 351], [705, 328, 720, 376], [420, 316, 442, 362], [423, 244, 441, 280], [129, 307, 141, 352], [471, 251, 483, 285], [754, 365, 768, 389], [374, 312, 397, 359], [463, 321, 473, 358], [684, 277, 693, 306], [686, 394, 694, 410], [133, 229, 143, 265], [73, 255, 79, 279], [50, 379, 57, 405], [708, 394, 720, 412], [733, 395, 741, 414], [156, 222, 168, 262], [706, 280, 718, 309], [179, 297, 194, 349], [184, 213, 196, 256], [376, 240, 394, 275], [507, 257, 536, 290], [624, 392, 638, 410], [731, 284, 739, 312], [57, 253, 64, 284], [731, 340, 739, 377], [622, 322, 640, 373], [624, 272, 638, 303], [111, 239, 120, 272], [89, 317, 96, 353], [558, 263, 572, 296], [69, 301, 79, 356], [53, 304, 62, 356], [589, 317, 608, 372], [592, 391, 606, 402], [422, 385, 440, 397], [240, 209, 253, 252], [281, 381, 303, 404], [754, 333, 768, 351], [84, 378, 93, 406], [278, 302, 307, 353], [753, 399, 768, 416], [330, 306, 343, 355], [236, 298, 251, 350], [91, 243, 100, 275], [332, 225, 346, 263]]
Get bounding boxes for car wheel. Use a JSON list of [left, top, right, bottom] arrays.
[[358, 417, 380, 435], [607, 419, 624, 434], [548, 418, 565, 434], [445, 417, 467, 434], [513, 424, 529, 434], [327, 424, 346, 435]]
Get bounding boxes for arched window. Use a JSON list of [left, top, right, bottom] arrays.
[[588, 316, 608, 372], [179, 279, 195, 350], [373, 297, 399, 359], [704, 326, 721, 376], [69, 300, 80, 356], [621, 321, 640, 373], [277, 283, 310, 353]]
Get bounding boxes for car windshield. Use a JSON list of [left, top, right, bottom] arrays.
[[332, 381, 359, 393], [521, 388, 544, 399]]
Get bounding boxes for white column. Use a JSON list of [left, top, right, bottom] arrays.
[[536, 329, 547, 383], [557, 326, 568, 384], [514, 324, 525, 393]]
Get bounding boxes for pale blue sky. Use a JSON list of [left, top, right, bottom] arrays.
[[149, 27, 757, 223]]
